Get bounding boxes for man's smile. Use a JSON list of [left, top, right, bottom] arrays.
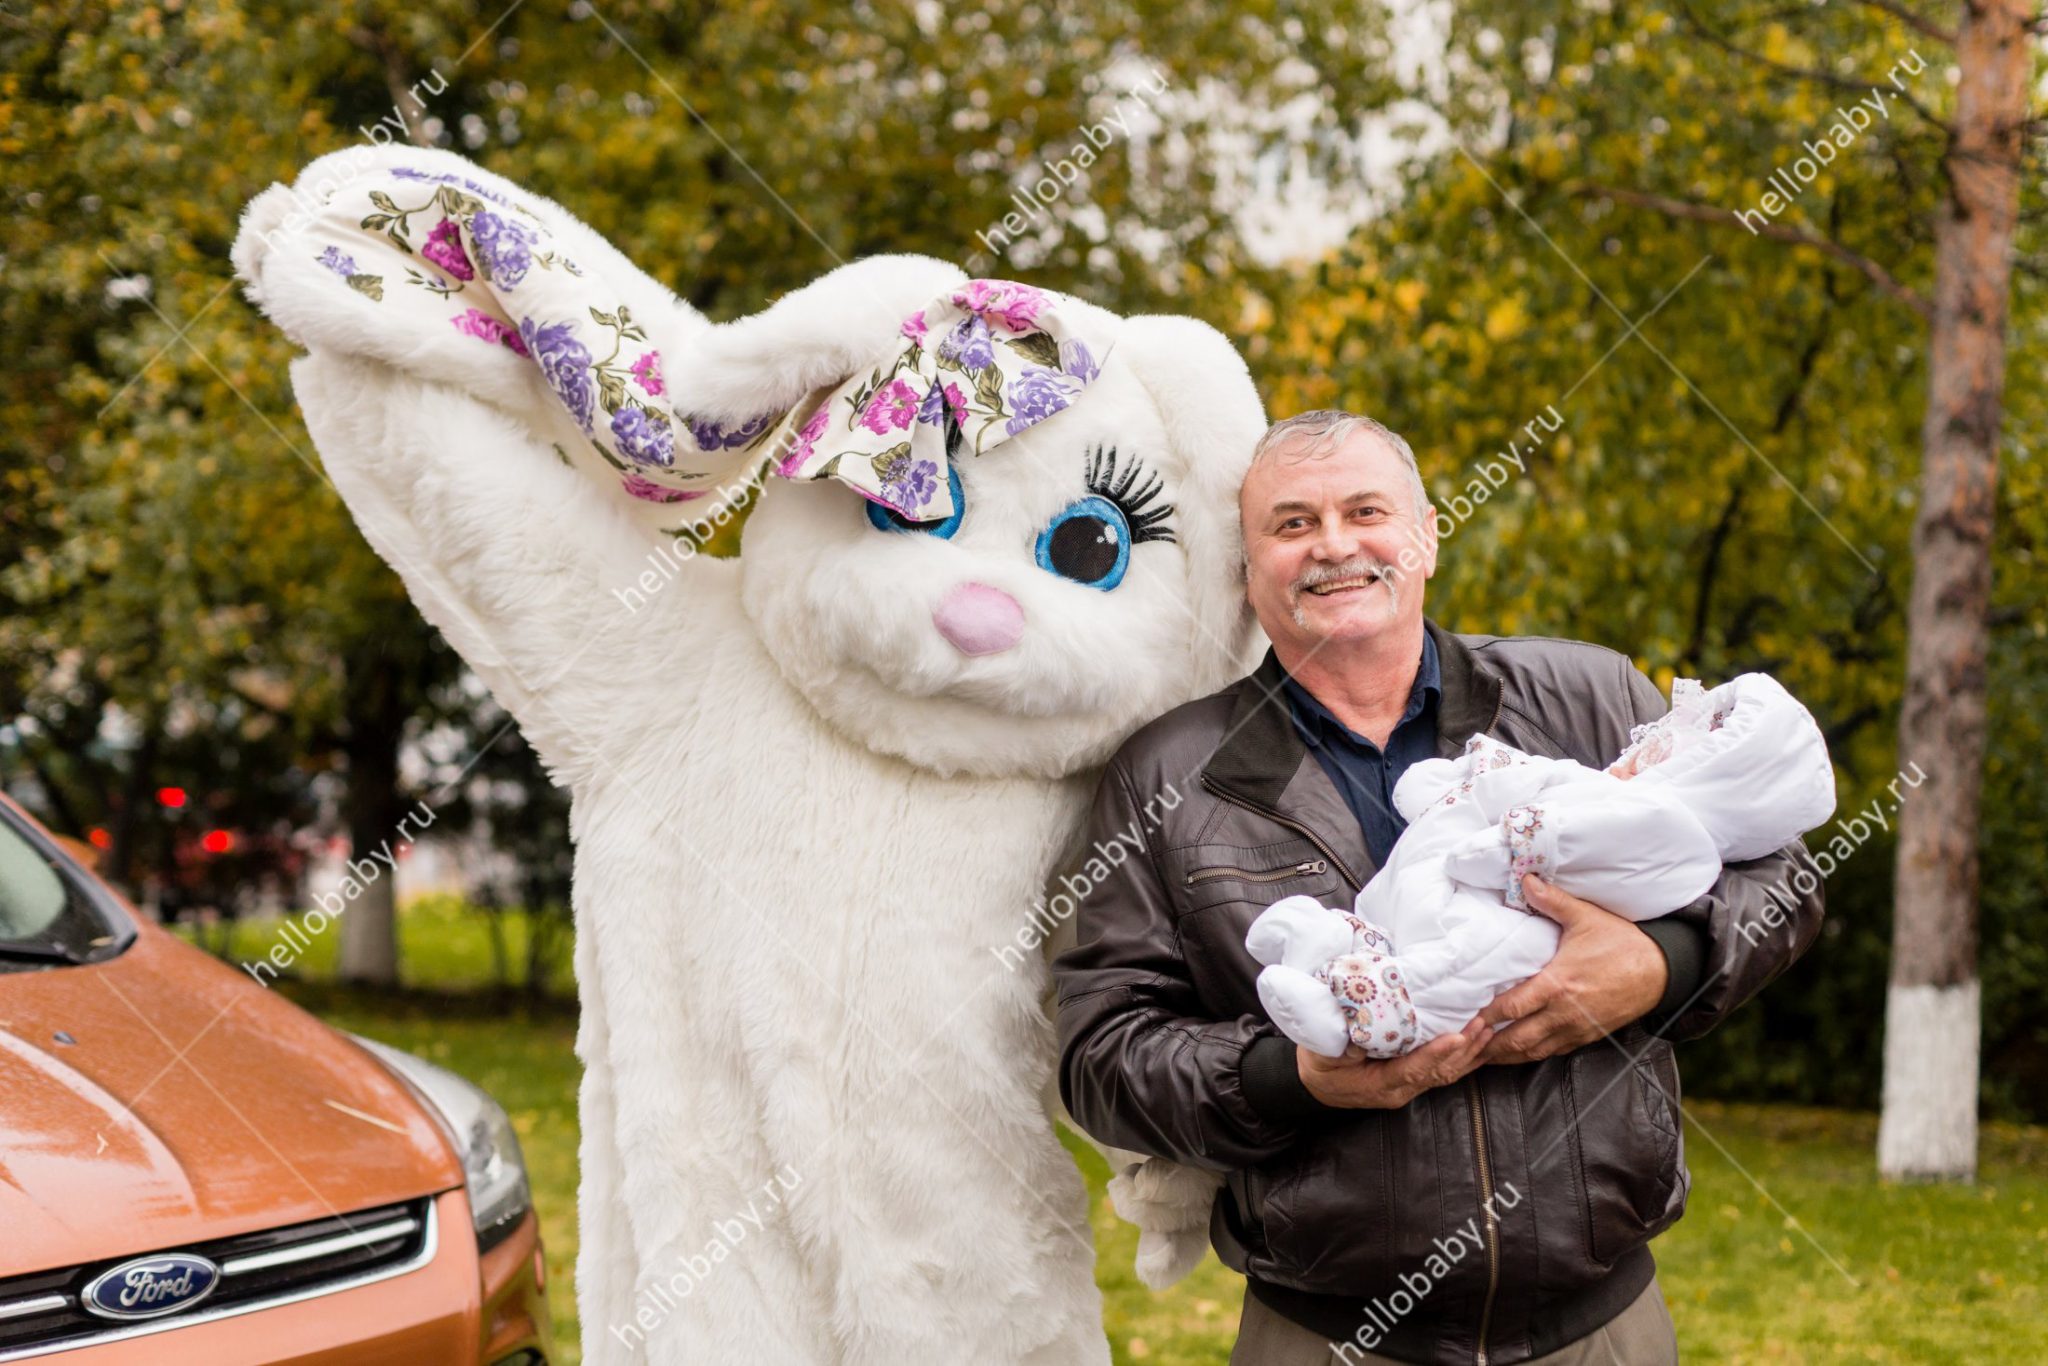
[[1304, 575, 1380, 596]]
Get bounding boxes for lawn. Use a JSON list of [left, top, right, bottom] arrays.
[[195, 903, 2047, 1364]]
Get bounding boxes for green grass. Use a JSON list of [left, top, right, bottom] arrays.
[[1077, 1104, 2048, 1365], [187, 892, 577, 996], [194, 902, 2048, 1364]]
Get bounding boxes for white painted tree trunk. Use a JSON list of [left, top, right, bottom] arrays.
[[337, 872, 400, 984], [1877, 980, 1981, 1179], [1877, 0, 2029, 1184]]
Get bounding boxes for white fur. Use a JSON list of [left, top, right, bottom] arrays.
[[1105, 1160, 1226, 1290], [237, 150, 1269, 1361]]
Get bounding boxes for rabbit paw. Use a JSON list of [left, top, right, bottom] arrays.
[[1134, 1225, 1212, 1290]]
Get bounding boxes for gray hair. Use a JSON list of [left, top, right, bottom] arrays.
[[1250, 409, 1430, 520]]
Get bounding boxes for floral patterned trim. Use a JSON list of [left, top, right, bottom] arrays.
[[1339, 910, 1396, 956], [775, 278, 1119, 519], [1436, 733, 1540, 809], [306, 162, 1116, 519], [451, 307, 527, 355], [310, 167, 779, 497], [316, 245, 382, 301], [1317, 942, 1421, 1059], [1501, 803, 1552, 909], [1610, 677, 1731, 778]]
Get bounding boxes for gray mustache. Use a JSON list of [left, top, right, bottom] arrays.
[[1292, 558, 1395, 594]]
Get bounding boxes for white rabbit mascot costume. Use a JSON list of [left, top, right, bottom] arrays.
[[232, 145, 1266, 1364]]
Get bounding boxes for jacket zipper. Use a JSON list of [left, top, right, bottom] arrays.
[[1196, 776, 1365, 892], [1184, 859, 1327, 887], [1468, 1077, 1500, 1365], [1465, 677, 1508, 1365]]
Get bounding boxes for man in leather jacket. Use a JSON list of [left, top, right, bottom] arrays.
[[1053, 410, 1822, 1365]]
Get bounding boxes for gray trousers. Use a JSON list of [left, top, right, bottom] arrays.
[[1229, 1276, 1679, 1366]]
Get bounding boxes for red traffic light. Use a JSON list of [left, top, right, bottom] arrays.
[[156, 786, 188, 809], [200, 829, 235, 855]]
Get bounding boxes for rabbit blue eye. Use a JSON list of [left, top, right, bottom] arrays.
[[1032, 447, 1176, 591], [1035, 495, 1131, 590], [864, 463, 964, 539]]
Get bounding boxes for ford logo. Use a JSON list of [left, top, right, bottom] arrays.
[[80, 1253, 222, 1321]]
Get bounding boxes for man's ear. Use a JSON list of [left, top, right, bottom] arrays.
[[1408, 501, 1441, 581], [1115, 313, 1270, 691], [677, 254, 967, 422]]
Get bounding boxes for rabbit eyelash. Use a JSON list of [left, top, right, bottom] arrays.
[[1084, 444, 1177, 545]]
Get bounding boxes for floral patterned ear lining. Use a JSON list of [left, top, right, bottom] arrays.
[[307, 164, 1118, 521], [775, 278, 1118, 520]]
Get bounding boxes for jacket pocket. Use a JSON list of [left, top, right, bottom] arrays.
[[1241, 1112, 1394, 1289], [1173, 840, 1345, 1017], [1172, 839, 1345, 911], [1185, 858, 1331, 887], [1564, 1039, 1685, 1268]]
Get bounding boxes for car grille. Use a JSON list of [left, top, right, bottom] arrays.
[[0, 1197, 438, 1361]]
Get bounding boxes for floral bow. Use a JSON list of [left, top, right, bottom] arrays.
[[771, 279, 1118, 519], [299, 161, 1113, 519]]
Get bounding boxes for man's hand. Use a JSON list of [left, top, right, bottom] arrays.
[[1478, 873, 1669, 1064], [1297, 1017, 1491, 1109]]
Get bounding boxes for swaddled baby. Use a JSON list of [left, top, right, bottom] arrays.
[[1247, 672, 1836, 1058]]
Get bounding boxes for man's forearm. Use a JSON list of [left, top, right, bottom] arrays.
[[1058, 991, 1313, 1171], [1637, 918, 1707, 1027], [1654, 840, 1823, 1040]]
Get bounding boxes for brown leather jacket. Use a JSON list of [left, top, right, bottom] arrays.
[[1053, 622, 1823, 1365]]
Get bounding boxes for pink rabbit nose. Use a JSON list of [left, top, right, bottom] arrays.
[[933, 582, 1024, 656]]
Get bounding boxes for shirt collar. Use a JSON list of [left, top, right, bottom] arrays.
[[1281, 631, 1441, 752]]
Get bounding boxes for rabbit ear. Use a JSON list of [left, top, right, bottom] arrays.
[[1114, 314, 1270, 690], [235, 153, 1122, 526], [234, 146, 709, 439], [233, 145, 787, 523], [793, 278, 1124, 514], [675, 254, 969, 422], [697, 275, 1125, 520]]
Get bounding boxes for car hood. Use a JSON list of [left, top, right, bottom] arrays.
[[0, 923, 463, 1273]]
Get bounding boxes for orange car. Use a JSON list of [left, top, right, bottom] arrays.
[[0, 796, 555, 1364]]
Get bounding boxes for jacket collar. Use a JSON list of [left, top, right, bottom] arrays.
[[1429, 621, 1507, 757], [1200, 621, 1506, 877]]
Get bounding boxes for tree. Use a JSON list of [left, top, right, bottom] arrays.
[[1876, 0, 2032, 1183], [1527, 0, 2035, 1181]]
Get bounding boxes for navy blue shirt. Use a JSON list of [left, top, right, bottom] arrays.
[[1280, 633, 1442, 869]]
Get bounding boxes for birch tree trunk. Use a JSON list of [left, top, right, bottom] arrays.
[[1877, 0, 2031, 1182]]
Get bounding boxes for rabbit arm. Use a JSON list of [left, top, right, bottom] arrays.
[[237, 149, 981, 776], [289, 348, 698, 778]]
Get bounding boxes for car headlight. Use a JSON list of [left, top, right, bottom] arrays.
[[351, 1034, 534, 1252]]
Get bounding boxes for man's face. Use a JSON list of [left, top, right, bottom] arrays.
[[1238, 429, 1438, 655]]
